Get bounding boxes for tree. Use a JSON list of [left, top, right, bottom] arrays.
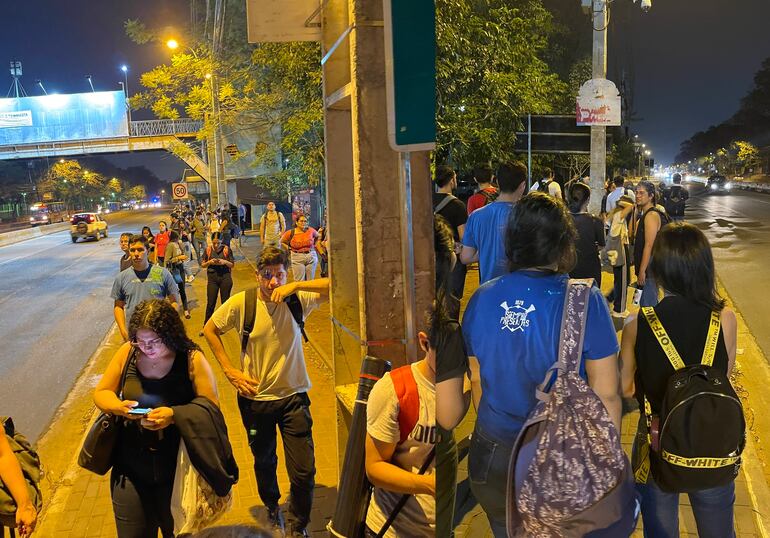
[[126, 185, 147, 201], [731, 140, 760, 175], [436, 0, 569, 170], [126, 1, 324, 200]]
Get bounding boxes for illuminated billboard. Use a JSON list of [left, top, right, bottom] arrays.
[[0, 91, 129, 145]]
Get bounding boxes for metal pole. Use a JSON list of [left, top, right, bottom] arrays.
[[123, 71, 132, 124], [399, 152, 417, 362], [589, 0, 608, 214], [527, 113, 532, 190]]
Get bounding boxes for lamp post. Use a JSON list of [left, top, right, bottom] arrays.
[[120, 65, 132, 124]]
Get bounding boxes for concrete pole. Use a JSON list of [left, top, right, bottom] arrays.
[[589, 0, 608, 214]]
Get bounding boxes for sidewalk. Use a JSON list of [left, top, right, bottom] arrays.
[[33, 232, 338, 537], [453, 265, 770, 537]]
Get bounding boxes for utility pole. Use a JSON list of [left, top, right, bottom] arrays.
[[589, 0, 608, 214]]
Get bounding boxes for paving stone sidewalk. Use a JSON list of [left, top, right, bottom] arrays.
[[34, 232, 338, 537]]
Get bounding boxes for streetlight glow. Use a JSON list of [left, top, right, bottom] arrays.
[[120, 65, 127, 73], [166, 39, 179, 50]]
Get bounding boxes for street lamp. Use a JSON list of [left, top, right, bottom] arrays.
[[166, 39, 179, 50], [120, 65, 132, 124], [161, 189, 166, 205], [85, 75, 95, 93]]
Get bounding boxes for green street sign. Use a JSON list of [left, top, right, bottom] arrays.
[[383, 0, 436, 152]]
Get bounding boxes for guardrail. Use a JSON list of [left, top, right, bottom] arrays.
[[0, 222, 70, 248], [129, 119, 203, 137], [732, 182, 770, 194]]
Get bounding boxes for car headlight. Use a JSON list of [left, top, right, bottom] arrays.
[[725, 183, 732, 189], [29, 217, 35, 222], [710, 183, 718, 190]]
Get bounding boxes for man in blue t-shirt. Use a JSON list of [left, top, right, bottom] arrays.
[[111, 234, 180, 341], [460, 161, 527, 284]]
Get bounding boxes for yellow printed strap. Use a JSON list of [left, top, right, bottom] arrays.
[[701, 311, 721, 367], [641, 307, 686, 371], [661, 450, 739, 469], [634, 440, 651, 484]]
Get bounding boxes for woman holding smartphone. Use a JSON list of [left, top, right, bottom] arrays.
[[200, 232, 235, 332], [93, 299, 218, 537]]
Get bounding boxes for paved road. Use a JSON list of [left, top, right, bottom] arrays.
[[685, 182, 770, 359], [0, 208, 168, 441]]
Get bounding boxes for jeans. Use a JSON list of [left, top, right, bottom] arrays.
[[447, 262, 467, 319], [639, 275, 659, 307], [238, 393, 316, 529], [637, 479, 736, 538], [437, 428, 458, 538], [204, 271, 233, 324], [110, 471, 174, 538], [468, 425, 513, 537], [612, 247, 630, 313], [171, 265, 188, 311], [193, 234, 206, 262], [290, 251, 318, 281]]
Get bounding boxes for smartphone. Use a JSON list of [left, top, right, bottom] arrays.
[[128, 407, 152, 416]]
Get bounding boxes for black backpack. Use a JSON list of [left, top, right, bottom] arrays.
[[664, 186, 687, 217], [635, 308, 745, 493], [0, 417, 43, 528], [537, 179, 552, 194], [241, 287, 308, 352], [479, 189, 498, 205]]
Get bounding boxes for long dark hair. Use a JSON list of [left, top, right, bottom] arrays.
[[128, 299, 200, 354], [141, 226, 154, 240], [506, 192, 577, 273], [649, 222, 725, 312]]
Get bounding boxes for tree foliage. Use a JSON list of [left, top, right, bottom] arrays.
[[126, 1, 323, 199], [436, 0, 571, 170], [37, 160, 130, 208]]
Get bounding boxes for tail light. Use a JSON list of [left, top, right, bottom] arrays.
[[88, 215, 95, 223], [70, 217, 75, 224]]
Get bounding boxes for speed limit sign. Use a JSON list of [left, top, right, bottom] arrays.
[[172, 183, 188, 200]]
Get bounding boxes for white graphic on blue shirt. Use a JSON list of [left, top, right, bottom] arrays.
[[500, 300, 536, 332]]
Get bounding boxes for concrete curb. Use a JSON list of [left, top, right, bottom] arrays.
[[0, 222, 69, 247]]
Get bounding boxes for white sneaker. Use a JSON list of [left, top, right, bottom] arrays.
[[611, 310, 630, 318]]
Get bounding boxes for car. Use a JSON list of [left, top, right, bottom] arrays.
[[706, 174, 731, 194], [70, 212, 108, 242]]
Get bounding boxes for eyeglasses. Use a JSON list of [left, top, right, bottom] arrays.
[[260, 270, 286, 281], [131, 337, 164, 351]]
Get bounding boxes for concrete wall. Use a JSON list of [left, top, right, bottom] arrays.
[[0, 222, 69, 248]]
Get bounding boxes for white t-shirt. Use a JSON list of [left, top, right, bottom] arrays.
[[211, 290, 322, 401], [531, 179, 563, 199], [365, 362, 436, 537]]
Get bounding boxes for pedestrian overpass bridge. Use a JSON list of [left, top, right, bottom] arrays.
[[0, 118, 211, 181]]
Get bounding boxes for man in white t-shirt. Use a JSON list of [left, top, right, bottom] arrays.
[[364, 327, 436, 537], [530, 167, 563, 199], [203, 246, 329, 537]]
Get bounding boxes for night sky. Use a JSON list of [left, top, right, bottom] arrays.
[[2, 0, 770, 170], [0, 0, 190, 181], [613, 0, 770, 165]]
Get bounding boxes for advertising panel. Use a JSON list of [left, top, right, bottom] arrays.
[[576, 78, 621, 127], [0, 91, 129, 145]]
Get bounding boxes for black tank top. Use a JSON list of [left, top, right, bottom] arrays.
[[634, 296, 729, 414], [115, 349, 196, 484], [633, 208, 667, 272]]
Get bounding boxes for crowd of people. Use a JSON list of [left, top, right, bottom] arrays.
[[435, 163, 743, 538]]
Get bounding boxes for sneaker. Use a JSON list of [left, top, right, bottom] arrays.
[[267, 506, 286, 535], [611, 310, 630, 318], [290, 526, 309, 538]]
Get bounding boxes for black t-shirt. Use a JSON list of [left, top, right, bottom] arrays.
[[134, 265, 153, 281], [570, 213, 605, 282], [436, 320, 469, 383], [202, 244, 234, 275], [432, 193, 467, 242]]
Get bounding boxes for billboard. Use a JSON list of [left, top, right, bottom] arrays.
[[576, 78, 621, 127], [0, 91, 129, 146]]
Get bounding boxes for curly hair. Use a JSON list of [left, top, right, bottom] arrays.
[[128, 299, 200, 354], [505, 192, 577, 273]]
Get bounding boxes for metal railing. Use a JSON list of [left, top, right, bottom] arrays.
[[129, 119, 203, 137]]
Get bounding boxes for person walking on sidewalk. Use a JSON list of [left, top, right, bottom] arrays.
[[200, 232, 235, 332], [620, 223, 739, 537], [663, 173, 689, 222], [164, 230, 191, 319], [0, 422, 37, 537], [605, 195, 635, 317], [260, 201, 286, 249], [566, 181, 605, 286], [634, 181, 669, 307], [203, 247, 330, 537], [191, 211, 206, 263], [364, 310, 437, 537], [433, 165, 467, 318], [112, 235, 181, 342], [155, 221, 171, 266], [460, 192, 621, 536], [281, 215, 319, 282], [460, 161, 527, 284], [94, 299, 219, 538]]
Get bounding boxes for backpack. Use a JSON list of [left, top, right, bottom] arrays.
[[0, 417, 43, 528], [479, 189, 498, 206], [506, 279, 638, 537], [664, 185, 687, 217], [433, 194, 458, 215], [389, 365, 420, 443], [537, 179, 552, 194], [205, 245, 231, 262], [634, 308, 745, 493], [241, 287, 308, 353]]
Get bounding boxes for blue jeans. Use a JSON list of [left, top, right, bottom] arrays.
[[639, 275, 659, 307], [637, 479, 735, 537], [468, 425, 512, 537]]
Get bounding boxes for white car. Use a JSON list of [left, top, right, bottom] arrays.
[[70, 213, 108, 242]]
